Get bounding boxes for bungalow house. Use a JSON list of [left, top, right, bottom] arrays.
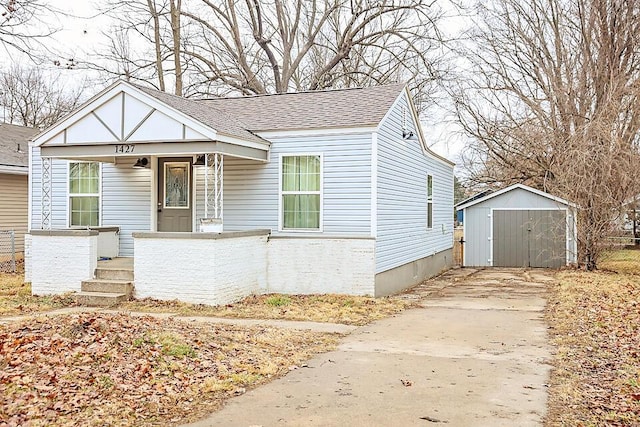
[[0, 123, 37, 267], [26, 80, 454, 305]]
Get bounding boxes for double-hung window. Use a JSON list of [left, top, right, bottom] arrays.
[[427, 174, 433, 229], [281, 155, 322, 230], [69, 162, 100, 227]]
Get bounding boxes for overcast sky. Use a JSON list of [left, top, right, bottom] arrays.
[[2, 1, 467, 165]]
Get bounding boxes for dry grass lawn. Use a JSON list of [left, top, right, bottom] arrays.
[[119, 293, 413, 326], [545, 249, 640, 426], [0, 273, 76, 316], [0, 312, 340, 426], [1, 271, 411, 326], [599, 248, 640, 275]]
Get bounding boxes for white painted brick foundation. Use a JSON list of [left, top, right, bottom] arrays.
[[30, 230, 98, 295], [132, 233, 375, 304], [267, 237, 376, 296], [30, 229, 378, 303], [133, 231, 268, 305]]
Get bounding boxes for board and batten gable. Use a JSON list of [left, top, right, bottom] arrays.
[[30, 146, 151, 256], [463, 186, 573, 267], [375, 90, 454, 274], [197, 130, 373, 236]]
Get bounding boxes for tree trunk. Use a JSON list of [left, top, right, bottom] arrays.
[[147, 0, 165, 92]]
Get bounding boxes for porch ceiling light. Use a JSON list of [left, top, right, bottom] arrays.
[[193, 155, 205, 166], [133, 157, 149, 168]]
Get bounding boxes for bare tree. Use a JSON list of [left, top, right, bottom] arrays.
[[0, 0, 60, 59], [453, 0, 640, 269], [90, 0, 444, 101], [0, 65, 84, 128], [181, 0, 443, 96], [85, 0, 184, 95]]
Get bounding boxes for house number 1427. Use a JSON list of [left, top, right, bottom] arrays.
[[115, 144, 135, 153]]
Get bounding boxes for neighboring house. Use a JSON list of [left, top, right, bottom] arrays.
[[26, 80, 454, 305], [456, 184, 577, 268], [0, 123, 37, 258]]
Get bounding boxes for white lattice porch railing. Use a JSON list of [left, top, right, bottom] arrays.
[[203, 153, 223, 220], [41, 156, 52, 230]]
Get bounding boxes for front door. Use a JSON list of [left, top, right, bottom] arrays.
[[158, 157, 193, 232]]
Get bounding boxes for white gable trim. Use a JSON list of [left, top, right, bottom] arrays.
[[456, 183, 576, 210], [33, 81, 221, 147]]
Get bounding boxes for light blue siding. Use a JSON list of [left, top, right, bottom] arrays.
[[30, 147, 151, 256], [101, 158, 152, 256], [195, 133, 373, 235], [30, 146, 70, 229], [375, 93, 455, 273]]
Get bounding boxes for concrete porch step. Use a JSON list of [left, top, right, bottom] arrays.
[[95, 267, 134, 281], [74, 291, 128, 307], [81, 279, 133, 297]]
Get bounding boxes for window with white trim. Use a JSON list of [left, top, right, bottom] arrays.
[[427, 174, 433, 229], [69, 162, 100, 227], [281, 155, 321, 230]]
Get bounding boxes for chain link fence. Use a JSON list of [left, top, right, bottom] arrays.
[[0, 230, 17, 273]]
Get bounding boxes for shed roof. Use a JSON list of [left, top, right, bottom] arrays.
[[199, 83, 406, 132], [0, 123, 37, 167], [455, 183, 575, 210]]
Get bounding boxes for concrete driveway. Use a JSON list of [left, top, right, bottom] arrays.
[[186, 268, 554, 427]]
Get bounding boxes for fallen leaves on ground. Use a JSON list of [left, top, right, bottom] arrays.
[[545, 250, 640, 426], [0, 312, 340, 426], [0, 273, 77, 316], [119, 293, 414, 326]]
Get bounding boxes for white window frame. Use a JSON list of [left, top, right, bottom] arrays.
[[67, 160, 102, 228], [278, 153, 323, 232], [426, 174, 433, 229]]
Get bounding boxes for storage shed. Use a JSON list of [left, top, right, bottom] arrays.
[[456, 184, 577, 268]]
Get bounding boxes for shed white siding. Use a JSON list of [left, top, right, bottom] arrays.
[[463, 207, 491, 267], [375, 93, 454, 273], [195, 132, 373, 235], [30, 147, 151, 256]]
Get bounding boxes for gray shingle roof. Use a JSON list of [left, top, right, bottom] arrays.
[[200, 83, 406, 132], [0, 123, 37, 167], [133, 85, 266, 144], [134, 83, 405, 141]]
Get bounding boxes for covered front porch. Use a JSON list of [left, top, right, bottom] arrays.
[[31, 80, 270, 253]]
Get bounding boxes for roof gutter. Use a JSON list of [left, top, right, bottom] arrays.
[[0, 164, 28, 175]]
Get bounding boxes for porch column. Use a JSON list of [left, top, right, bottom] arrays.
[[41, 156, 52, 230], [204, 153, 223, 220]]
